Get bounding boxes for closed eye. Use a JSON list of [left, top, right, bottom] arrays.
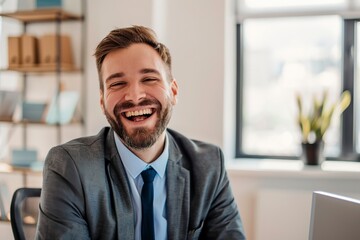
[[143, 78, 158, 83], [109, 81, 126, 88]]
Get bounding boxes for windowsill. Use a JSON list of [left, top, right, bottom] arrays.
[[226, 159, 360, 179]]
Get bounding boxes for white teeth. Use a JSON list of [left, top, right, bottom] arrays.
[[125, 109, 152, 118]]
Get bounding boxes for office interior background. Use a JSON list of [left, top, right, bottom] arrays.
[[1, 0, 360, 239]]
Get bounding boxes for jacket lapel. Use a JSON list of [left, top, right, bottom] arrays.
[[166, 134, 190, 240], [105, 130, 135, 239]]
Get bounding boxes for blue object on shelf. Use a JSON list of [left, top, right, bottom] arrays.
[[22, 102, 46, 122], [30, 161, 44, 171], [36, 0, 62, 8], [11, 149, 38, 167]]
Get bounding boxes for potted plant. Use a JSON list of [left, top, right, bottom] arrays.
[[296, 90, 351, 165]]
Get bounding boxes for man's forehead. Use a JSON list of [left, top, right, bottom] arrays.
[[100, 44, 170, 82]]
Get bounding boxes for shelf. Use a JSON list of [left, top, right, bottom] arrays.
[[0, 117, 12, 122], [0, 8, 82, 23], [0, 162, 42, 174], [0, 118, 83, 125], [1, 65, 80, 73]]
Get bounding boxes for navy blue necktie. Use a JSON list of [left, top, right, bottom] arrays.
[[141, 167, 156, 240]]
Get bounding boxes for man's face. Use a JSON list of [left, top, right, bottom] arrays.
[[100, 43, 178, 149]]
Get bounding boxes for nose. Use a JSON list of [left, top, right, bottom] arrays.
[[124, 82, 146, 103]]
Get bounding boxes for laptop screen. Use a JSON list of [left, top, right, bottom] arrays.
[[309, 191, 360, 240]]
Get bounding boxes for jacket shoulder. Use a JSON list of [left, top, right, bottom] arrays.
[[167, 128, 223, 169], [61, 127, 110, 148], [167, 128, 221, 153], [45, 127, 112, 168]]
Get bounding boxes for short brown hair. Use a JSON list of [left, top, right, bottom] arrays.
[[94, 25, 172, 91]]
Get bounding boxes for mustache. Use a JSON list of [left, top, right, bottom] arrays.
[[114, 99, 160, 115]]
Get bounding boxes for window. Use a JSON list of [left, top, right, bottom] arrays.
[[236, 0, 360, 160]]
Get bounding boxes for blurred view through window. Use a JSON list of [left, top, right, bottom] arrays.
[[236, 0, 360, 160]]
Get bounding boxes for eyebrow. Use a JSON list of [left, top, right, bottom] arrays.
[[140, 68, 161, 75], [105, 72, 125, 82], [105, 68, 161, 83]]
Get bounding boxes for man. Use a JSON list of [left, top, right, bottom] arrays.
[[36, 25, 246, 239]]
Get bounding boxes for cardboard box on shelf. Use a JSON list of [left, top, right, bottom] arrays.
[[39, 34, 74, 69], [21, 34, 38, 67], [8, 36, 21, 68]]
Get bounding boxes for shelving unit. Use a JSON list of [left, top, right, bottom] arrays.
[[0, 5, 86, 237], [0, 7, 86, 164]]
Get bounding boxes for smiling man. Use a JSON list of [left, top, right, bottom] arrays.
[[36, 26, 246, 240], [100, 43, 176, 162]]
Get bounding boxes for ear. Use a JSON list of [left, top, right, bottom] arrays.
[[170, 79, 178, 105], [100, 90, 105, 114]]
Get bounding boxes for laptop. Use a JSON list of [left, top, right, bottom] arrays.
[[309, 191, 360, 240]]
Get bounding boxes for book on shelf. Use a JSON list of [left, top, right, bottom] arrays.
[[0, 90, 20, 121], [45, 90, 79, 124], [22, 101, 47, 122]]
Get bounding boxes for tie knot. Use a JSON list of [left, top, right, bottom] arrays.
[[141, 167, 156, 183]]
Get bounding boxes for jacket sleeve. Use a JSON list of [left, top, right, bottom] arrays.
[[200, 148, 246, 240], [35, 146, 90, 240]]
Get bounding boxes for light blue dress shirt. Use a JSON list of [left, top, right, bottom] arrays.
[[114, 132, 168, 240]]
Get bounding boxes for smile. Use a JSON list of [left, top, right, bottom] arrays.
[[123, 108, 154, 122]]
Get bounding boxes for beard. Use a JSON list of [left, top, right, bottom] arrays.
[[104, 97, 172, 150]]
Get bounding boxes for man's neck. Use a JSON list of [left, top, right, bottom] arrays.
[[126, 132, 166, 163]]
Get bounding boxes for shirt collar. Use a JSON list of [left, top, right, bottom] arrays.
[[114, 131, 169, 179]]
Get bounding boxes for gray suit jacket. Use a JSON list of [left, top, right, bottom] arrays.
[[36, 127, 246, 240]]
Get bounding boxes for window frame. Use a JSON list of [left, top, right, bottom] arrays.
[[235, 17, 360, 161]]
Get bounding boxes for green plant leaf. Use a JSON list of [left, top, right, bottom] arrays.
[[295, 89, 351, 143]]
